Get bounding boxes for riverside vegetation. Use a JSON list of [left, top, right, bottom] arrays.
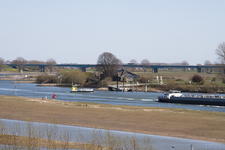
[[34, 69, 225, 93], [0, 120, 154, 150], [1, 68, 224, 93]]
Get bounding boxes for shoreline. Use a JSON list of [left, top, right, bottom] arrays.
[[1, 73, 225, 93], [0, 95, 225, 144]]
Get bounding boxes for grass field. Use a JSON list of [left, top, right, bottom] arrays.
[[0, 95, 225, 144]]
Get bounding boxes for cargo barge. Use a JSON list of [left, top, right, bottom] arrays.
[[158, 90, 225, 106]]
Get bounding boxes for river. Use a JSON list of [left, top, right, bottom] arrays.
[[1, 77, 225, 149], [0, 80, 225, 113]]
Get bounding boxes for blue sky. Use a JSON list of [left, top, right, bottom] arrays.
[[1, 0, 225, 65]]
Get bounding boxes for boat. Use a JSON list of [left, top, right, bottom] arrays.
[[158, 90, 225, 106], [70, 84, 94, 93], [108, 86, 132, 92]]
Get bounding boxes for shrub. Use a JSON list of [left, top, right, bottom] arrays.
[[201, 83, 218, 93], [60, 69, 86, 85], [98, 76, 112, 87], [212, 77, 216, 81], [199, 80, 205, 85], [166, 79, 176, 90], [36, 74, 58, 83], [139, 77, 148, 83], [221, 77, 225, 84], [47, 75, 57, 83], [175, 79, 183, 81], [191, 75, 204, 83], [36, 74, 49, 83], [86, 72, 94, 78]]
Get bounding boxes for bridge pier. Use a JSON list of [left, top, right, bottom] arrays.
[[152, 68, 158, 73], [81, 67, 86, 72], [39, 66, 45, 72], [197, 68, 202, 73]]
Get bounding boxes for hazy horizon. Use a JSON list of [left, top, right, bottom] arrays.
[[1, 0, 225, 65]]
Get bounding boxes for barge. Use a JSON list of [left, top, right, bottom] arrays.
[[158, 90, 225, 106]]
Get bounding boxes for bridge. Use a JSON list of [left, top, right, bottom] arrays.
[[8, 64, 219, 73]]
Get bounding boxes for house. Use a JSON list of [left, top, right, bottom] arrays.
[[117, 69, 139, 82]]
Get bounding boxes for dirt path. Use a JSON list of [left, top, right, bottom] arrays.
[[0, 95, 225, 144]]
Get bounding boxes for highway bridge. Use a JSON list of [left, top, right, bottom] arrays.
[[8, 64, 219, 73]]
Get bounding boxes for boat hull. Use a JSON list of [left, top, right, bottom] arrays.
[[70, 90, 93, 93], [158, 96, 225, 106]]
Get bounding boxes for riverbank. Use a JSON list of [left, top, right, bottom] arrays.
[[1, 73, 225, 93], [0, 95, 224, 144]]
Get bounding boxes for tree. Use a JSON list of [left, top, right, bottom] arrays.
[[11, 57, 28, 72], [0, 57, 4, 72], [192, 74, 204, 83], [204, 60, 212, 73], [181, 60, 189, 72], [28, 60, 46, 64], [215, 42, 225, 64], [28, 60, 46, 71], [46, 58, 57, 74], [141, 59, 150, 72], [96, 52, 121, 78], [129, 59, 138, 72], [129, 59, 138, 64], [215, 42, 225, 74]]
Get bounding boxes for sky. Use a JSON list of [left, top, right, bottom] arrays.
[[0, 0, 225, 65]]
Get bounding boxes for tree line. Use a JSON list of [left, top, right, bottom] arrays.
[[0, 57, 57, 73], [0, 41, 225, 77]]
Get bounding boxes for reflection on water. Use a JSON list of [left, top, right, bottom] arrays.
[[1, 119, 225, 150], [0, 80, 225, 112]]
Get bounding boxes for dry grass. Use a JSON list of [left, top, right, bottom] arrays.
[[0, 118, 154, 149], [135, 70, 217, 81], [0, 95, 225, 144], [0, 134, 91, 149]]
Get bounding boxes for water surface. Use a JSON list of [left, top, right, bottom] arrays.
[[1, 119, 225, 150], [0, 80, 225, 112]]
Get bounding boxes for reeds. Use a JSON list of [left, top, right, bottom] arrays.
[[0, 120, 155, 150]]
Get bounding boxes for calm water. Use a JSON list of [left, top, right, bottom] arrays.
[[0, 79, 225, 113]]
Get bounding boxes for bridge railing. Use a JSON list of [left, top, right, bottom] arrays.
[[7, 64, 220, 73]]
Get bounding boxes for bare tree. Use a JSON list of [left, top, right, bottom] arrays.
[[181, 60, 189, 72], [129, 59, 138, 64], [215, 42, 225, 74], [28, 60, 46, 71], [141, 59, 150, 72], [118, 59, 123, 66], [0, 57, 4, 72], [129, 59, 138, 72], [28, 60, 46, 64], [215, 42, 225, 64], [204, 60, 212, 73], [96, 52, 121, 78], [11, 57, 28, 72], [46, 58, 57, 74]]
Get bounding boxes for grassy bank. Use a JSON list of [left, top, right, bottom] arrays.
[[0, 95, 225, 144]]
